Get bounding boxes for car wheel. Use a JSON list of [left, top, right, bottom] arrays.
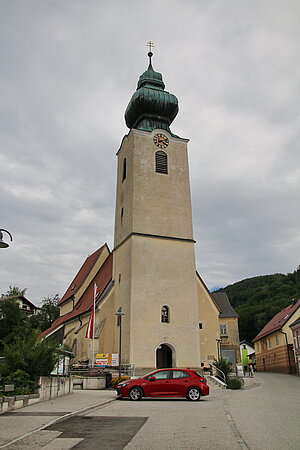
[[129, 386, 143, 401], [187, 387, 201, 401]]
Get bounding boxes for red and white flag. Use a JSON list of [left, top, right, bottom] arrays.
[[85, 283, 97, 339]]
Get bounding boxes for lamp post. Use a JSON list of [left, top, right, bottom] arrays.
[[0, 229, 13, 248], [116, 307, 124, 379], [216, 339, 221, 360]]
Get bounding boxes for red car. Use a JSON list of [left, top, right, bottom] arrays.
[[116, 368, 209, 401]]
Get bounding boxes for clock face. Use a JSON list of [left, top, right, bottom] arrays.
[[153, 133, 169, 149]]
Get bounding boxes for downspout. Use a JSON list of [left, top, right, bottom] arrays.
[[279, 330, 292, 374]]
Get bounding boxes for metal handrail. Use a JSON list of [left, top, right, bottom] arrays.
[[210, 363, 226, 384]]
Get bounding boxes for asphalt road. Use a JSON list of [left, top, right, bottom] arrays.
[[2, 373, 299, 449], [227, 372, 300, 450]]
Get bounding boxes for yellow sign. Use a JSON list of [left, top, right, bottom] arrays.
[[95, 353, 119, 366]]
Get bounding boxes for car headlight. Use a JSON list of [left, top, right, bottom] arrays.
[[118, 382, 130, 387]]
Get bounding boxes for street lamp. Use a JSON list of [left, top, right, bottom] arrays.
[[0, 229, 13, 248], [116, 307, 124, 379]]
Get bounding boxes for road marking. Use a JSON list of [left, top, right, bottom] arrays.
[[43, 437, 84, 449], [0, 398, 116, 449]]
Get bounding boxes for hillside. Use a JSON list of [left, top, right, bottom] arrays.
[[214, 266, 300, 342]]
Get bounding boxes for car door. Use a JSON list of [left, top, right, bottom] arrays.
[[169, 370, 192, 396], [144, 370, 171, 397]]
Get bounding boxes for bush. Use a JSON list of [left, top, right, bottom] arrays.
[[1, 370, 39, 395], [227, 376, 244, 390], [214, 358, 232, 383], [1, 333, 58, 379]]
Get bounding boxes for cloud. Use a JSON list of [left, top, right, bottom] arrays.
[[1, 0, 299, 304]]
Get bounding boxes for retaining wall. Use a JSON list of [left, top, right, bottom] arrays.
[[0, 376, 73, 414]]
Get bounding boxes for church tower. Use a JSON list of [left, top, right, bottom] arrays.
[[113, 50, 200, 370]]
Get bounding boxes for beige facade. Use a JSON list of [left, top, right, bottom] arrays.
[[196, 276, 220, 364], [254, 300, 300, 374], [254, 315, 299, 374], [113, 129, 200, 369], [219, 317, 241, 364], [42, 60, 241, 372]]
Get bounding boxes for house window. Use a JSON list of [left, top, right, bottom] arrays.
[[220, 324, 227, 335], [276, 334, 279, 345], [161, 305, 169, 323], [268, 338, 272, 348], [155, 151, 168, 174], [122, 158, 127, 182]]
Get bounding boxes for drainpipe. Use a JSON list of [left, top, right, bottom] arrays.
[[279, 330, 292, 374]]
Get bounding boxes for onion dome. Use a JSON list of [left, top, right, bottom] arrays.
[[125, 52, 179, 135]]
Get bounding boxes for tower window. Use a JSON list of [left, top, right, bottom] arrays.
[[161, 305, 169, 323], [121, 207, 124, 223], [155, 151, 168, 174], [122, 158, 127, 182]]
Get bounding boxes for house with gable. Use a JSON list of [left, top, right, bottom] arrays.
[[211, 292, 241, 365], [253, 299, 300, 374]]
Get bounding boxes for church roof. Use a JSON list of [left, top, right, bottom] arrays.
[[41, 250, 113, 338], [210, 292, 239, 318], [58, 244, 107, 306], [253, 298, 300, 341], [124, 52, 179, 135]]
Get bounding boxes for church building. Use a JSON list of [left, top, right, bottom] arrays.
[[43, 50, 238, 372]]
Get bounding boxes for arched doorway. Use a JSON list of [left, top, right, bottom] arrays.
[[156, 344, 173, 368]]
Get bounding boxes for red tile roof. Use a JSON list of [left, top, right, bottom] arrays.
[[41, 250, 113, 338], [58, 245, 107, 306], [253, 299, 300, 341]]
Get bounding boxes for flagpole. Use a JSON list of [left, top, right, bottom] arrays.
[[92, 282, 96, 367]]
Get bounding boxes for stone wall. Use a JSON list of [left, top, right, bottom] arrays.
[[0, 376, 73, 414]]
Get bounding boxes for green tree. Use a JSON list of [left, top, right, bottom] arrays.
[[29, 294, 60, 332], [215, 266, 300, 341], [0, 331, 58, 380], [1, 286, 27, 298], [0, 298, 28, 347]]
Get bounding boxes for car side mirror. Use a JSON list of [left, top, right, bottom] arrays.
[[149, 376, 156, 382]]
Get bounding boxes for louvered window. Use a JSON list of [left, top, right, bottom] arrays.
[[122, 158, 127, 182], [155, 151, 168, 174]]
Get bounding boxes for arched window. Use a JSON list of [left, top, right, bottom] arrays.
[[122, 158, 127, 182], [72, 339, 77, 357], [155, 151, 168, 174], [161, 305, 170, 323]]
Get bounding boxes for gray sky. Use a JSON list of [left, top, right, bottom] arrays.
[[1, 0, 299, 305]]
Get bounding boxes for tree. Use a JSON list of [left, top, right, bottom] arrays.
[[0, 331, 58, 379], [29, 294, 60, 332], [1, 286, 27, 298], [0, 298, 28, 347]]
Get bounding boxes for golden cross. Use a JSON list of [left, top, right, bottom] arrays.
[[147, 41, 154, 52]]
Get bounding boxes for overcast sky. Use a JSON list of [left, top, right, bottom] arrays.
[[1, 0, 299, 305]]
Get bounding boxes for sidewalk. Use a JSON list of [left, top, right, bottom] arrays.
[[243, 374, 259, 389], [0, 389, 117, 448]]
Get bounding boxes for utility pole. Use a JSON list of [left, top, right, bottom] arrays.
[[116, 307, 124, 379]]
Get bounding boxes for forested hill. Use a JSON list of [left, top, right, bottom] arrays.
[[214, 266, 300, 343]]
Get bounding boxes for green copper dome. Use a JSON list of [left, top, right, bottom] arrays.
[[125, 53, 179, 135]]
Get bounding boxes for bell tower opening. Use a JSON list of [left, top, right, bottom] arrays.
[[156, 344, 173, 368]]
